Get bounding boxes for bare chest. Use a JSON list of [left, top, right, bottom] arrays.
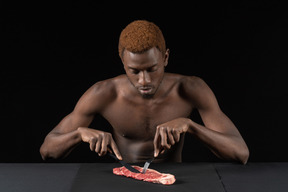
[[102, 95, 192, 140]]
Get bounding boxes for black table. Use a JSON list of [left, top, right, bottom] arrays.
[[1, 162, 287, 192]]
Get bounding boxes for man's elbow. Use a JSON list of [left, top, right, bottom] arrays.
[[39, 145, 49, 160], [39, 145, 56, 160], [237, 146, 250, 165]]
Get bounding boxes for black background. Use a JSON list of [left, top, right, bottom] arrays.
[[1, 1, 288, 163]]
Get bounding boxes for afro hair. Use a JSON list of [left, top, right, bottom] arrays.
[[118, 20, 166, 59]]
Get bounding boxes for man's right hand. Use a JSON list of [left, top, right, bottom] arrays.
[[77, 127, 122, 160]]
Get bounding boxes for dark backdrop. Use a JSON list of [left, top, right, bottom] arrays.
[[1, 1, 288, 163]]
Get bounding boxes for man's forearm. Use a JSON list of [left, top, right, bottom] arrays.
[[40, 129, 82, 160], [187, 120, 249, 164]]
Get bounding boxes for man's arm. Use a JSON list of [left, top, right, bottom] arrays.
[[154, 76, 249, 164], [187, 76, 249, 164], [39, 112, 91, 160], [40, 80, 122, 160]]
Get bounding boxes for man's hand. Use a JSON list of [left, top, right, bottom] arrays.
[[153, 118, 191, 157], [77, 127, 122, 160]]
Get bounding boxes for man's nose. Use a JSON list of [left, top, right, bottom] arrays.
[[138, 71, 151, 85]]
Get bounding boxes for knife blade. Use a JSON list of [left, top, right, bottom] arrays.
[[108, 153, 141, 173], [142, 157, 155, 174]]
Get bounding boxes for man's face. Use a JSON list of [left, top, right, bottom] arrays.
[[122, 47, 169, 98]]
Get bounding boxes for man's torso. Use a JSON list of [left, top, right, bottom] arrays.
[[96, 73, 195, 163]]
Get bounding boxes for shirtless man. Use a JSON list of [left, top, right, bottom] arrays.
[[40, 20, 249, 164]]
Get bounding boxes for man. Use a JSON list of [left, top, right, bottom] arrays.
[[40, 20, 249, 164]]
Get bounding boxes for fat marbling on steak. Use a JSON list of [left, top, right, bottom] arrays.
[[113, 165, 176, 185]]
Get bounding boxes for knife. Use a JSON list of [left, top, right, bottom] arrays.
[[108, 153, 141, 173], [141, 157, 155, 174]]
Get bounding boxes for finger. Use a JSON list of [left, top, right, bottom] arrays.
[[99, 134, 108, 156], [89, 138, 96, 151], [173, 129, 180, 143], [159, 126, 171, 149], [153, 127, 161, 157], [110, 140, 122, 160], [95, 137, 102, 153], [167, 128, 175, 146]]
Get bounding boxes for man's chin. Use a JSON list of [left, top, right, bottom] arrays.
[[141, 93, 154, 99]]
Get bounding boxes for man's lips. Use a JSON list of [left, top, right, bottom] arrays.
[[139, 87, 153, 94]]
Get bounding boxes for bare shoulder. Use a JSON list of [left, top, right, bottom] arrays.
[[169, 74, 215, 107], [181, 75, 208, 91], [75, 75, 126, 114], [88, 75, 127, 95], [165, 73, 207, 90]]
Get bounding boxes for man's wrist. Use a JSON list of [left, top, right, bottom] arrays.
[[186, 118, 195, 134]]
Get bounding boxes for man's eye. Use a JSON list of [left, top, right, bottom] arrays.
[[148, 67, 157, 72], [131, 70, 139, 74]]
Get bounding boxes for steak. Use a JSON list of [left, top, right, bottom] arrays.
[[113, 165, 176, 185]]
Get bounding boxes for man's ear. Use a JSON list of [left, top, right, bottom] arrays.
[[121, 57, 127, 71], [164, 48, 170, 67]]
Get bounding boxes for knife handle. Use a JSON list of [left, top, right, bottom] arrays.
[[108, 153, 118, 161]]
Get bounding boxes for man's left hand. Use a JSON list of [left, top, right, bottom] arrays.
[[153, 117, 191, 157]]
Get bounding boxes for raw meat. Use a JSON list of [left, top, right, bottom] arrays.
[[113, 165, 176, 185]]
